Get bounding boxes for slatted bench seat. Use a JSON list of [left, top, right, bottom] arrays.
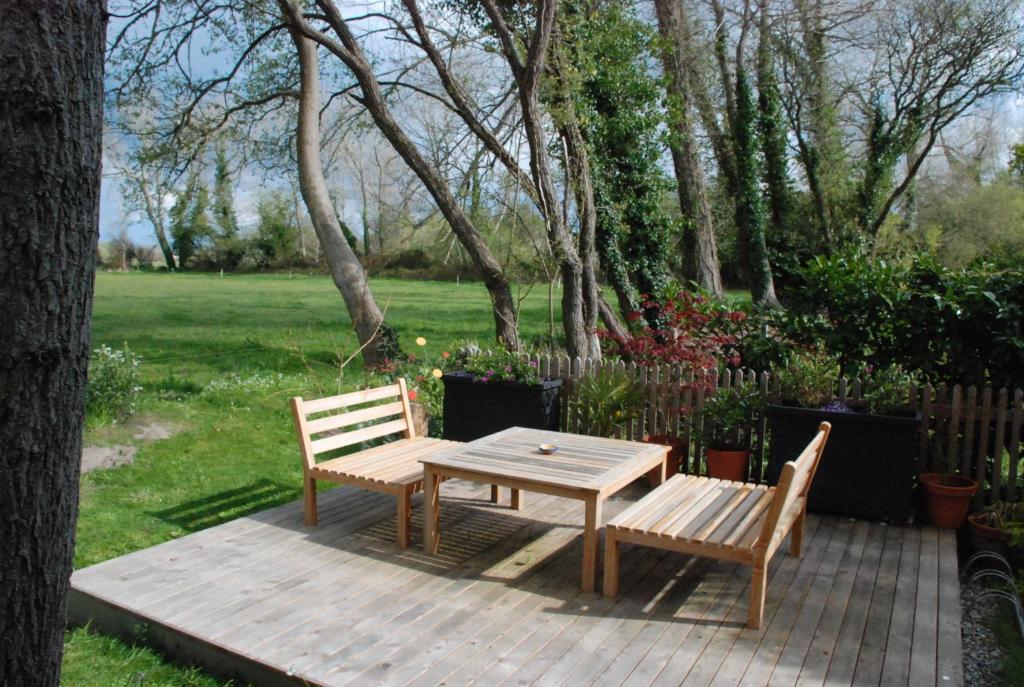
[[290, 379, 461, 548], [603, 422, 831, 629]]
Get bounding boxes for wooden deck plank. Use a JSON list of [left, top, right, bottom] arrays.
[[713, 518, 840, 686], [743, 518, 854, 687], [330, 497, 594, 685], [851, 525, 905, 686], [820, 521, 887, 685], [793, 520, 871, 687], [491, 551, 682, 685], [672, 517, 826, 687], [69, 480, 960, 687], [935, 530, 964, 686], [878, 526, 922, 686], [909, 527, 940, 686]]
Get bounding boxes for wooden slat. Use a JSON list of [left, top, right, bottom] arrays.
[[962, 385, 979, 476], [991, 388, 1008, 504], [919, 385, 934, 472], [1008, 389, 1023, 502], [309, 418, 409, 454], [947, 385, 962, 476], [301, 384, 401, 414], [976, 386, 993, 506], [304, 401, 405, 435], [933, 382, 949, 472]]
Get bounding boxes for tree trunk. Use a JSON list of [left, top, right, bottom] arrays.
[[0, 2, 106, 683], [756, 1, 792, 239], [288, 27, 398, 366], [140, 183, 177, 269], [477, 0, 590, 358], [560, 118, 601, 360], [653, 0, 723, 297], [793, 0, 841, 244], [733, 66, 780, 308], [282, 1, 520, 351], [597, 292, 630, 340]]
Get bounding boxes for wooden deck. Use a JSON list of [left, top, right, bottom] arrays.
[[69, 479, 963, 686]]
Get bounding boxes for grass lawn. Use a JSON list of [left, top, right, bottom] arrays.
[[66, 271, 746, 684], [64, 272, 561, 685]]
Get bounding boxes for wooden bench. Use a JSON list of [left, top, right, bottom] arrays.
[[603, 422, 831, 629], [290, 379, 460, 548]]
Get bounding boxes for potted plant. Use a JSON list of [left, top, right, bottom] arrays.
[[918, 472, 979, 529], [441, 345, 562, 441], [573, 369, 646, 438], [766, 350, 922, 521], [967, 501, 1024, 562], [572, 370, 675, 484], [699, 382, 767, 482]]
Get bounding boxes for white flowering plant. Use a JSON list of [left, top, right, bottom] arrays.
[[87, 344, 143, 421]]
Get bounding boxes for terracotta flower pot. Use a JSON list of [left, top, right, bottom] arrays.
[[967, 512, 1011, 559], [641, 435, 686, 486], [706, 448, 750, 482], [919, 473, 978, 529]]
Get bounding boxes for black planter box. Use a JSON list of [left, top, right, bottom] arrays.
[[442, 373, 562, 442], [766, 404, 921, 522]]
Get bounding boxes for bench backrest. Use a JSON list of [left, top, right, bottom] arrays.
[[290, 379, 416, 471], [756, 421, 831, 553]]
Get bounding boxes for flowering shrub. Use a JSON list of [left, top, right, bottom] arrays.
[[87, 344, 142, 420], [375, 336, 450, 436], [453, 348, 542, 385], [599, 291, 745, 371]]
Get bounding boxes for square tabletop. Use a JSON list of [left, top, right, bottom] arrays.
[[421, 426, 667, 496]]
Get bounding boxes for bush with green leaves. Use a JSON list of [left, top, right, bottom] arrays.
[[87, 344, 142, 421], [776, 349, 841, 408], [783, 248, 1024, 387], [699, 382, 767, 451]]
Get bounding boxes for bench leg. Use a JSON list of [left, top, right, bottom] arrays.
[[511, 488, 524, 510], [603, 529, 620, 597], [491, 484, 500, 504], [303, 475, 318, 526], [790, 510, 805, 557], [747, 563, 767, 630], [397, 489, 412, 549], [423, 467, 441, 555], [582, 495, 602, 593]]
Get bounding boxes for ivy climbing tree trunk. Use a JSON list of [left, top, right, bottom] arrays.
[[653, 0, 723, 297], [733, 65, 780, 308], [288, 25, 399, 366], [756, 2, 792, 238], [0, 1, 107, 683]]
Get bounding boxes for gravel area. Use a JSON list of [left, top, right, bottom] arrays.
[[962, 575, 1008, 686]]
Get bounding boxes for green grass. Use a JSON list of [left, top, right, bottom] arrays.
[[65, 272, 567, 684], [63, 627, 227, 687], [88, 272, 559, 387], [994, 605, 1024, 685], [65, 272, 748, 684]]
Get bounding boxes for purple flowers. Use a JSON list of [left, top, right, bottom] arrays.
[[820, 400, 854, 414]]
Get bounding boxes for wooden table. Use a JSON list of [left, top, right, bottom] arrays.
[[420, 426, 670, 592]]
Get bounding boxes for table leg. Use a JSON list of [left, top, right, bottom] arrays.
[[511, 488, 524, 510], [657, 450, 668, 485], [423, 467, 441, 554], [582, 494, 602, 592], [490, 484, 500, 504]]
